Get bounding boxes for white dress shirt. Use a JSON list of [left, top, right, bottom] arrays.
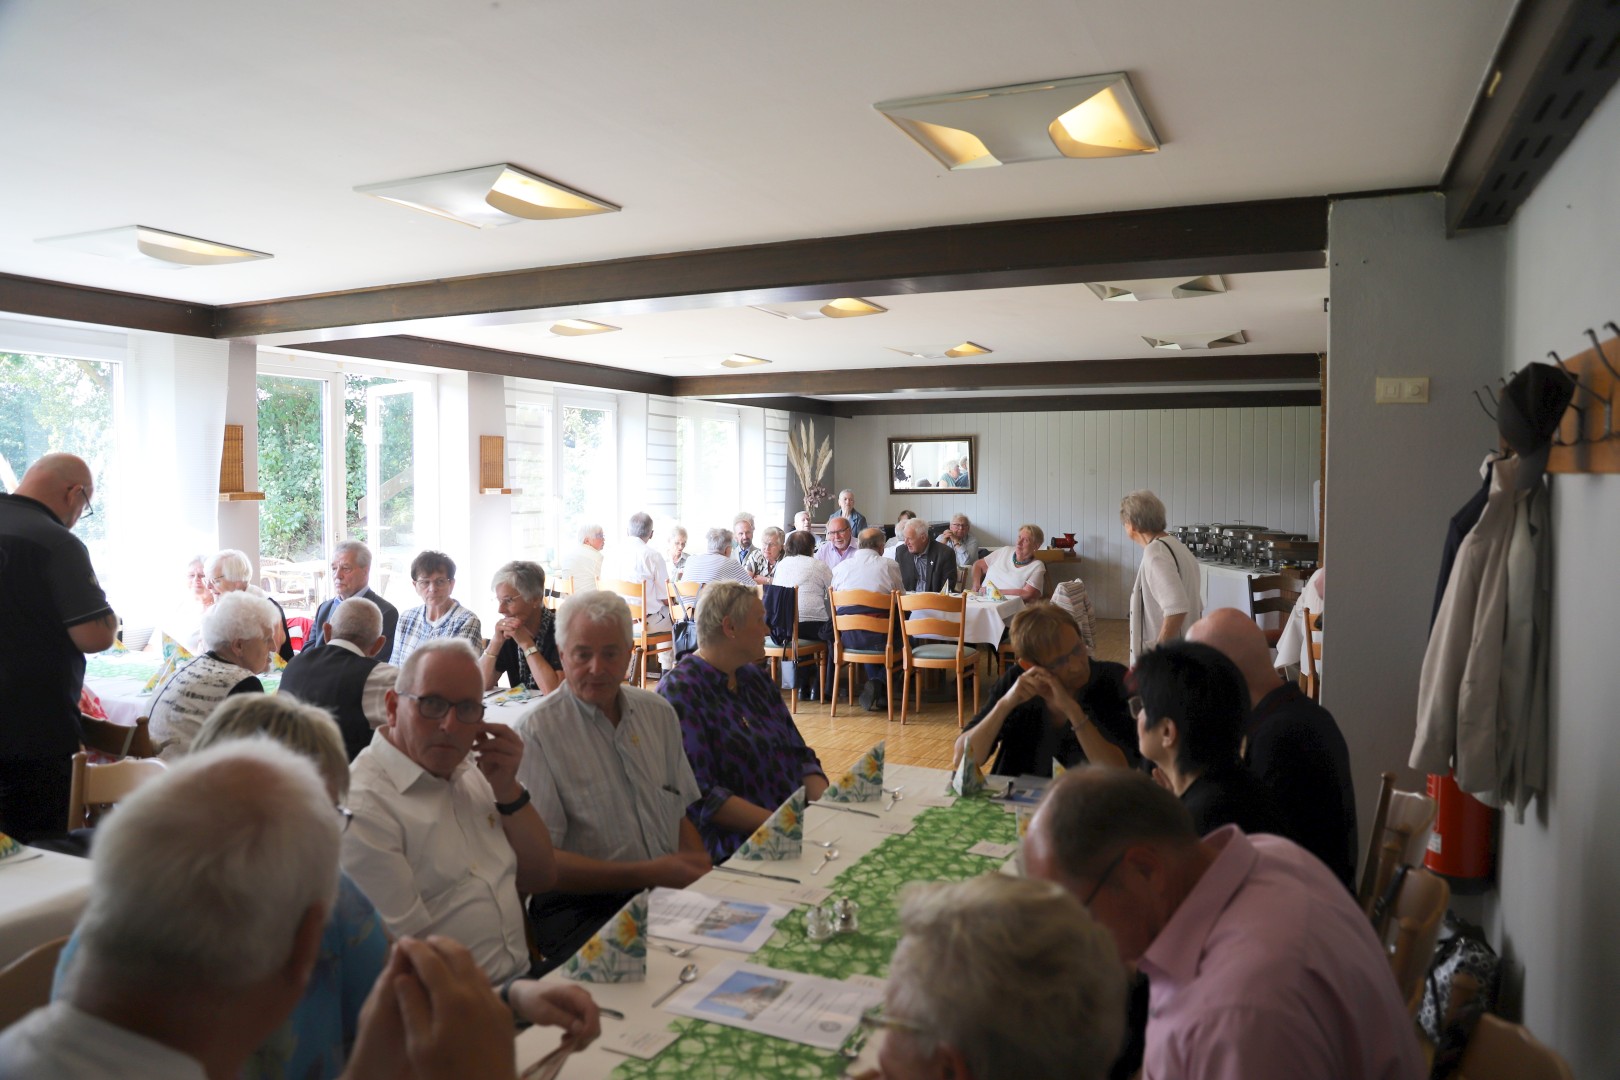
[[831, 548, 904, 594], [341, 731, 531, 983], [680, 551, 756, 587], [560, 543, 603, 590], [982, 546, 1047, 595], [323, 637, 398, 730], [0, 1002, 207, 1080], [771, 555, 834, 621], [600, 536, 672, 631], [513, 684, 701, 861]]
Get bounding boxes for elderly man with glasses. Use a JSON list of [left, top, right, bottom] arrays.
[[814, 514, 858, 569], [342, 638, 558, 984]]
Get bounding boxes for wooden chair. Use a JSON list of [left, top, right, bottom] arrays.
[[1247, 573, 1299, 646], [600, 577, 675, 687], [898, 592, 979, 728], [0, 935, 70, 1031], [1453, 1015, 1574, 1080], [544, 574, 577, 612], [763, 586, 827, 714], [1301, 607, 1324, 700], [674, 579, 704, 621], [79, 713, 157, 759], [829, 588, 900, 722], [1378, 865, 1451, 1015], [1357, 771, 1438, 917], [65, 751, 167, 832]]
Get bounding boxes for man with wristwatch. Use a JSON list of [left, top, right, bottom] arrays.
[[342, 638, 558, 984]]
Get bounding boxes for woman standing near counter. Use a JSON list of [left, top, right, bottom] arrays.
[[1122, 490, 1202, 662]]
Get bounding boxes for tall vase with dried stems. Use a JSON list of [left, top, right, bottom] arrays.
[[787, 420, 832, 521]]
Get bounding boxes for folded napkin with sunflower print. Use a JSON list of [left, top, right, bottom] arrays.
[[731, 786, 805, 861], [140, 634, 195, 692], [950, 754, 987, 797], [821, 740, 884, 803], [562, 890, 648, 983]]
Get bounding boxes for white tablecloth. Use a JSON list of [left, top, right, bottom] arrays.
[[1274, 568, 1326, 672], [0, 847, 94, 969], [908, 595, 1024, 647]]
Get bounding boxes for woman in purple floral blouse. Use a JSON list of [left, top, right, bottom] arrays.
[[656, 581, 829, 860]]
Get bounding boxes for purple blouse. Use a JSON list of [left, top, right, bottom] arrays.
[[656, 654, 826, 861]]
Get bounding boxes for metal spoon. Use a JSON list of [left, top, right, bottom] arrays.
[[651, 963, 699, 1007], [811, 847, 841, 876]]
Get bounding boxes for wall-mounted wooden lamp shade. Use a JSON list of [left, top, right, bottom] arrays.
[[480, 436, 520, 495], [219, 424, 265, 502]]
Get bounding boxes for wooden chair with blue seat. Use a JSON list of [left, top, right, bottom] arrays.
[[762, 584, 826, 714], [828, 588, 900, 722], [898, 591, 979, 728]]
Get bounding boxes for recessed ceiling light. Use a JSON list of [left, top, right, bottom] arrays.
[[36, 225, 271, 268], [1143, 331, 1249, 351], [875, 73, 1159, 171], [1085, 276, 1227, 302], [719, 354, 771, 368], [885, 342, 993, 360], [549, 319, 620, 336], [355, 163, 619, 228], [753, 297, 888, 321]]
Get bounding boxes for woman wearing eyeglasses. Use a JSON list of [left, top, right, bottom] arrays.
[[390, 550, 483, 667]]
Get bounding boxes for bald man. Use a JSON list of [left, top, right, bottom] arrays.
[[0, 453, 118, 841], [1187, 608, 1357, 888]]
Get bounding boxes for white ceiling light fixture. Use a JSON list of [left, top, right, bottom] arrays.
[[1143, 331, 1249, 351], [719, 354, 772, 368], [875, 72, 1160, 171], [886, 342, 993, 360], [37, 225, 271, 268], [549, 319, 620, 336], [355, 163, 619, 228], [752, 297, 888, 321], [1085, 276, 1227, 302]]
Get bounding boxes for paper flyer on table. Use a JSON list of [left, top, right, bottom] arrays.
[[663, 961, 883, 1051], [648, 888, 794, 954]]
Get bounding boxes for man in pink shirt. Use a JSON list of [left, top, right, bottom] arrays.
[[1025, 768, 1424, 1080]]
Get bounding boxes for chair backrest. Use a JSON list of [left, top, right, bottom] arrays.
[[544, 574, 576, 611], [66, 752, 168, 832], [601, 576, 650, 622], [1453, 1015, 1574, 1080], [286, 615, 313, 653], [898, 592, 966, 661], [0, 936, 70, 1031], [1381, 866, 1451, 1014], [1248, 573, 1297, 618], [675, 579, 704, 620], [1050, 578, 1097, 652], [1358, 771, 1438, 915], [1301, 606, 1324, 700], [829, 589, 897, 647], [79, 713, 157, 759]]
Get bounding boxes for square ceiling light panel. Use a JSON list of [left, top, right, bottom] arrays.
[[356, 164, 620, 228], [886, 342, 992, 360], [753, 298, 889, 321], [718, 354, 772, 368], [1085, 276, 1227, 302], [549, 319, 620, 336], [875, 73, 1160, 170], [37, 225, 271, 268], [1143, 331, 1249, 351]]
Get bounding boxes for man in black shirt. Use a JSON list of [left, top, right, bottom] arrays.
[[1189, 608, 1358, 888], [0, 453, 118, 841], [955, 602, 1136, 776]]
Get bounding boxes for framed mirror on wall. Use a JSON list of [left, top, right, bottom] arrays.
[[889, 435, 976, 494]]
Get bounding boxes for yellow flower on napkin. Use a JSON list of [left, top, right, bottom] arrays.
[[579, 936, 604, 962]]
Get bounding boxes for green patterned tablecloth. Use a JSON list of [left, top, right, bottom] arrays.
[[611, 795, 1018, 1079]]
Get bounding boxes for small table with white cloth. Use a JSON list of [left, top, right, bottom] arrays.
[[0, 847, 94, 969], [82, 649, 282, 729], [906, 593, 1024, 647]]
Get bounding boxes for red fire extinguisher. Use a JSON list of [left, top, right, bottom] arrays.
[[1424, 772, 1495, 893]]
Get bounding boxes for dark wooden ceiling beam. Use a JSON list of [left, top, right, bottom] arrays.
[[673, 354, 1320, 397], [289, 335, 675, 396], [708, 396, 851, 417], [842, 389, 1321, 415], [0, 272, 214, 338], [1442, 0, 1620, 232], [215, 196, 1330, 342]]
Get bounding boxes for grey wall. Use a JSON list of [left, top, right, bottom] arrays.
[[1490, 86, 1620, 1077], [783, 412, 838, 527], [1323, 193, 1505, 853]]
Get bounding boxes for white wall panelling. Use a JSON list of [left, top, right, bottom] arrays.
[[834, 406, 1320, 620]]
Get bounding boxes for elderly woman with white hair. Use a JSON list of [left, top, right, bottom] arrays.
[[205, 547, 294, 661], [970, 523, 1047, 600], [656, 582, 827, 861], [479, 559, 562, 693], [148, 590, 279, 761], [1121, 489, 1202, 661]]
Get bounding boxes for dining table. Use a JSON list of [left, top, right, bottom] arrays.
[[0, 846, 94, 970], [82, 648, 284, 728], [906, 593, 1024, 648], [511, 763, 1024, 1079]]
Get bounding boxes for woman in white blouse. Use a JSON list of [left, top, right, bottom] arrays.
[[1121, 490, 1202, 662], [971, 524, 1046, 600]]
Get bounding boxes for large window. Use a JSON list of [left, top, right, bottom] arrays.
[[504, 382, 618, 568], [507, 392, 554, 564], [675, 409, 740, 538], [561, 401, 617, 551]]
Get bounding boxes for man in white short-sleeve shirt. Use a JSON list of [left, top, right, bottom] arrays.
[[600, 512, 672, 633]]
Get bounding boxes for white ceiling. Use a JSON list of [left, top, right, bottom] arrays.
[[0, 0, 1514, 388]]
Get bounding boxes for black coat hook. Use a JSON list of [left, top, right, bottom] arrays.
[[1588, 327, 1620, 382], [1472, 388, 1498, 422]]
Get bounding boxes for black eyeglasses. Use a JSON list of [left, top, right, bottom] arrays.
[[400, 693, 485, 725], [76, 485, 95, 519], [1082, 849, 1128, 909]]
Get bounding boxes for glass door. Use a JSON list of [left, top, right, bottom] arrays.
[[362, 380, 436, 612]]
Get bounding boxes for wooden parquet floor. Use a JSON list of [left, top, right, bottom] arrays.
[[791, 619, 1129, 775]]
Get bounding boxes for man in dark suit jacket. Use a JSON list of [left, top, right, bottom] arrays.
[[893, 518, 956, 593], [303, 540, 399, 658], [278, 596, 398, 760]]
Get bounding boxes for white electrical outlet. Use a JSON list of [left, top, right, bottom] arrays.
[[1375, 377, 1429, 404]]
